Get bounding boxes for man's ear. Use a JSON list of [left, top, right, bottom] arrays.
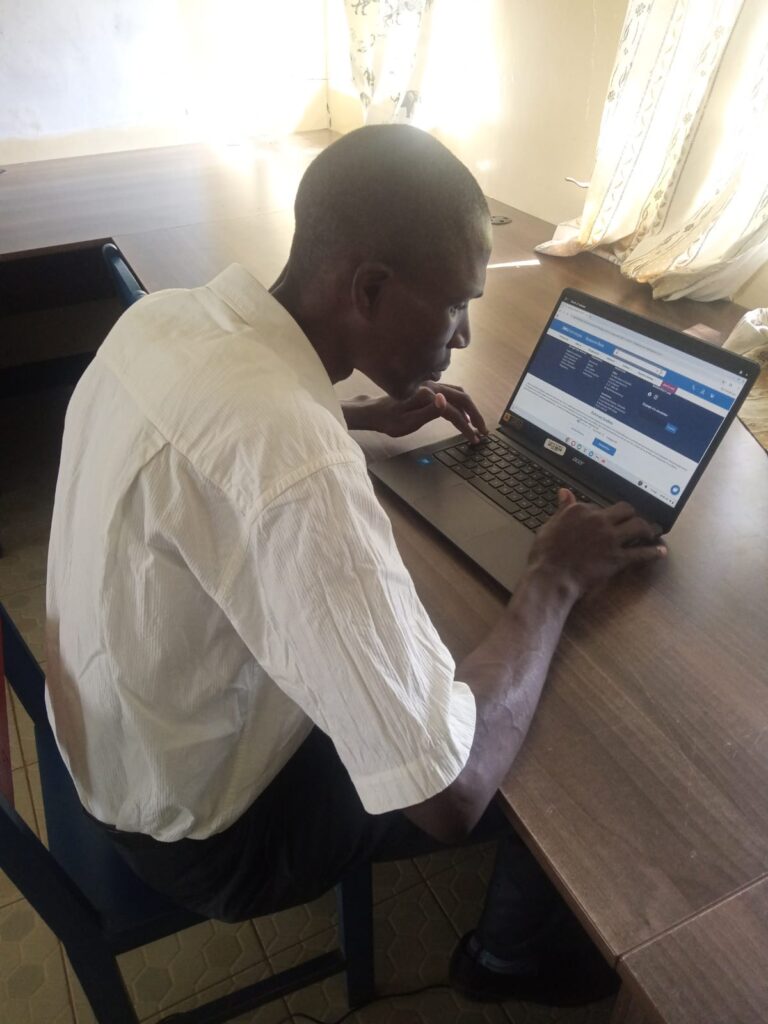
[[350, 263, 394, 321]]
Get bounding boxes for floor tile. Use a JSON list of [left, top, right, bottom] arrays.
[[415, 842, 486, 881], [274, 874, 617, 1024], [0, 768, 38, 909], [373, 880, 460, 989], [276, 882, 509, 1023], [0, 537, 49, 600], [66, 949, 287, 1024], [62, 958, 98, 1024], [26, 762, 48, 847], [116, 918, 267, 1021], [272, 925, 365, 1022], [254, 890, 338, 960], [355, 989, 510, 1023], [0, 472, 57, 525], [426, 842, 497, 939], [253, 859, 422, 960], [142, 962, 289, 1024], [0, 901, 74, 1024], [373, 858, 423, 903], [5, 686, 23, 770], [1, 586, 47, 663], [499, 995, 616, 1024], [11, 690, 38, 768]]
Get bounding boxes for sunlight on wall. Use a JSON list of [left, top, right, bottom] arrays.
[[487, 259, 540, 270], [325, 0, 505, 169], [415, 0, 501, 142], [182, 0, 326, 145], [325, 0, 364, 134], [0, 0, 328, 163]]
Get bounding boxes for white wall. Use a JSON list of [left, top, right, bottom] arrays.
[[2, 0, 622, 199], [0, 0, 328, 164]]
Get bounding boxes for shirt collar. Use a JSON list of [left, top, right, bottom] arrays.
[[206, 263, 346, 427]]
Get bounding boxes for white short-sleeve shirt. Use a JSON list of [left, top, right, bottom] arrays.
[[45, 264, 476, 841]]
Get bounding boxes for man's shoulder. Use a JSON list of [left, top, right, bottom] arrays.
[[90, 273, 363, 505]]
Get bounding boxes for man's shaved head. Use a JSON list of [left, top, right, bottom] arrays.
[[274, 126, 491, 398], [289, 125, 490, 283]]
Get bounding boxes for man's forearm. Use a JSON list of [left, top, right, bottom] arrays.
[[456, 566, 579, 803], [405, 565, 578, 842]]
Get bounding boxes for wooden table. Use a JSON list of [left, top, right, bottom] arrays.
[[613, 875, 768, 1024], [2, 135, 767, 1021]]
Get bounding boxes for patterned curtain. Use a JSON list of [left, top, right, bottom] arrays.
[[344, 0, 436, 124], [537, 0, 768, 301]]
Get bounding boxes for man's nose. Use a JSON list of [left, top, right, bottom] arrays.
[[450, 311, 471, 349]]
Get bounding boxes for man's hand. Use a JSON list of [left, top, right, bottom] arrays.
[[529, 489, 667, 598], [342, 383, 487, 443]]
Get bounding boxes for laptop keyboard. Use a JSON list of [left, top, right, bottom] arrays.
[[434, 436, 591, 531]]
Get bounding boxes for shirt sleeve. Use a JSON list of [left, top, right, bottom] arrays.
[[222, 457, 476, 815]]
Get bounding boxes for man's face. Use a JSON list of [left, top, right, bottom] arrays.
[[359, 236, 490, 400]]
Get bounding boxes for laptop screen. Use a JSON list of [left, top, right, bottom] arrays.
[[503, 292, 751, 512]]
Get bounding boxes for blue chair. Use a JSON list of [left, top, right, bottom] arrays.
[[101, 242, 148, 308], [0, 601, 374, 1023], [0, 243, 140, 556]]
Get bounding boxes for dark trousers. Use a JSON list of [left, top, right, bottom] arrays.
[[103, 728, 589, 963]]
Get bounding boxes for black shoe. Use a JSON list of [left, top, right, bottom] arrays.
[[449, 931, 620, 1007]]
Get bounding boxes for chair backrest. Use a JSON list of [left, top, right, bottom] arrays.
[[0, 600, 199, 949], [0, 603, 46, 725], [101, 242, 148, 308], [0, 617, 13, 805], [0, 603, 107, 939]]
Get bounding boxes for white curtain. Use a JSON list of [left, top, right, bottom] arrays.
[[537, 0, 768, 302], [344, 0, 436, 124]]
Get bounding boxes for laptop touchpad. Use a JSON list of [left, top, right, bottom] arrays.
[[410, 484, 512, 539], [466, 523, 534, 591]]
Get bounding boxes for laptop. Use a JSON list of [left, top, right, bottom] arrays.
[[369, 289, 759, 592]]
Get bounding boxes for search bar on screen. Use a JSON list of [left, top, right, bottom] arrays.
[[613, 348, 665, 377]]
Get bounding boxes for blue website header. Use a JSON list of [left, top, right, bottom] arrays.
[[550, 318, 734, 412]]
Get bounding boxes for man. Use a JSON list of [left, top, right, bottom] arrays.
[[45, 125, 665, 1006]]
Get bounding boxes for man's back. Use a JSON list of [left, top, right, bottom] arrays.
[[45, 266, 358, 840]]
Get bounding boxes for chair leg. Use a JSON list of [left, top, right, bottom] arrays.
[[336, 861, 375, 1008], [64, 939, 139, 1024]]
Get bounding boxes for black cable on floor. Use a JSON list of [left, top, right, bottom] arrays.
[[275, 982, 453, 1024]]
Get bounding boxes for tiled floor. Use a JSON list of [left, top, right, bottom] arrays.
[[0, 385, 616, 1023]]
